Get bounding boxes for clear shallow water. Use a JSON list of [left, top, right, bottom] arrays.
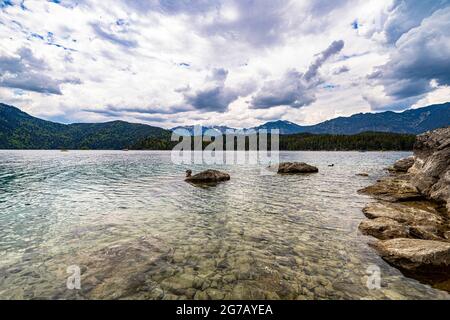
[[0, 150, 448, 300]]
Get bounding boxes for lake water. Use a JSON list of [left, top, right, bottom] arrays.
[[0, 150, 448, 300]]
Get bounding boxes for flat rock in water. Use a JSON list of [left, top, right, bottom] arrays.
[[276, 162, 319, 174], [373, 238, 450, 272], [356, 173, 369, 177], [358, 177, 423, 202], [185, 170, 230, 183], [362, 201, 444, 226], [390, 156, 415, 173], [361, 202, 449, 241], [359, 217, 409, 240]]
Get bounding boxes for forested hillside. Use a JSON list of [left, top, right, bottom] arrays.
[[0, 103, 170, 149]]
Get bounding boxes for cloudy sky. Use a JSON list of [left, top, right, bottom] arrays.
[[0, 0, 449, 128]]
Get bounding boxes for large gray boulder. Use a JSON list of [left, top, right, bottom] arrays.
[[373, 238, 450, 272], [390, 156, 415, 173], [409, 127, 450, 212], [185, 169, 230, 183], [277, 162, 319, 174]]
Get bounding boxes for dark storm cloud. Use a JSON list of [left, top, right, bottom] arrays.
[[370, 7, 450, 101], [76, 0, 351, 50], [0, 54, 24, 73], [250, 70, 315, 109], [134, 115, 167, 123], [304, 40, 344, 81], [250, 40, 345, 109], [201, 0, 295, 47], [91, 23, 138, 48], [0, 47, 44, 73], [333, 65, 350, 75], [115, 0, 303, 48], [180, 68, 246, 113], [207, 68, 228, 82], [184, 86, 239, 112], [125, 0, 219, 15], [0, 47, 81, 94], [0, 74, 63, 95], [363, 95, 422, 112], [82, 108, 170, 122], [83, 104, 192, 116], [383, 0, 450, 44]]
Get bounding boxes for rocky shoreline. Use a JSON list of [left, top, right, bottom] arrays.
[[358, 127, 450, 291]]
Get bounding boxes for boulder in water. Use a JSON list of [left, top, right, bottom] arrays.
[[360, 201, 448, 241], [362, 201, 444, 226], [358, 176, 423, 202], [185, 169, 230, 183], [359, 217, 409, 240], [389, 156, 415, 173], [276, 162, 319, 174], [356, 173, 369, 177], [372, 238, 450, 273]]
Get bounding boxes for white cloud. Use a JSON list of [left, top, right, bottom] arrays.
[[0, 0, 448, 128], [365, 6, 450, 110]]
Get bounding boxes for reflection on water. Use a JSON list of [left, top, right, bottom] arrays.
[[0, 150, 448, 300]]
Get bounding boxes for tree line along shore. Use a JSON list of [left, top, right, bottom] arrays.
[[132, 132, 416, 151]]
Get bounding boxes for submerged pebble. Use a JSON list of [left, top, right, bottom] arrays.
[[0, 151, 449, 300]]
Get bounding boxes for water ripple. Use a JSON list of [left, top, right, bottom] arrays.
[[0, 150, 448, 300]]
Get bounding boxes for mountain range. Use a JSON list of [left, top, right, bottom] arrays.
[[0, 102, 449, 149], [174, 102, 450, 135], [0, 103, 170, 149]]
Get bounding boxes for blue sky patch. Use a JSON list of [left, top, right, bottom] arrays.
[[0, 0, 13, 8], [30, 33, 45, 40], [323, 84, 338, 90], [0, 0, 448, 127]]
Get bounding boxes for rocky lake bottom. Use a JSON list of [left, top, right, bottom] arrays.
[[0, 150, 449, 300]]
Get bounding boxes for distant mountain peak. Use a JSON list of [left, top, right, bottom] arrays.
[[171, 124, 238, 136], [1, 102, 449, 148], [171, 102, 449, 136]]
